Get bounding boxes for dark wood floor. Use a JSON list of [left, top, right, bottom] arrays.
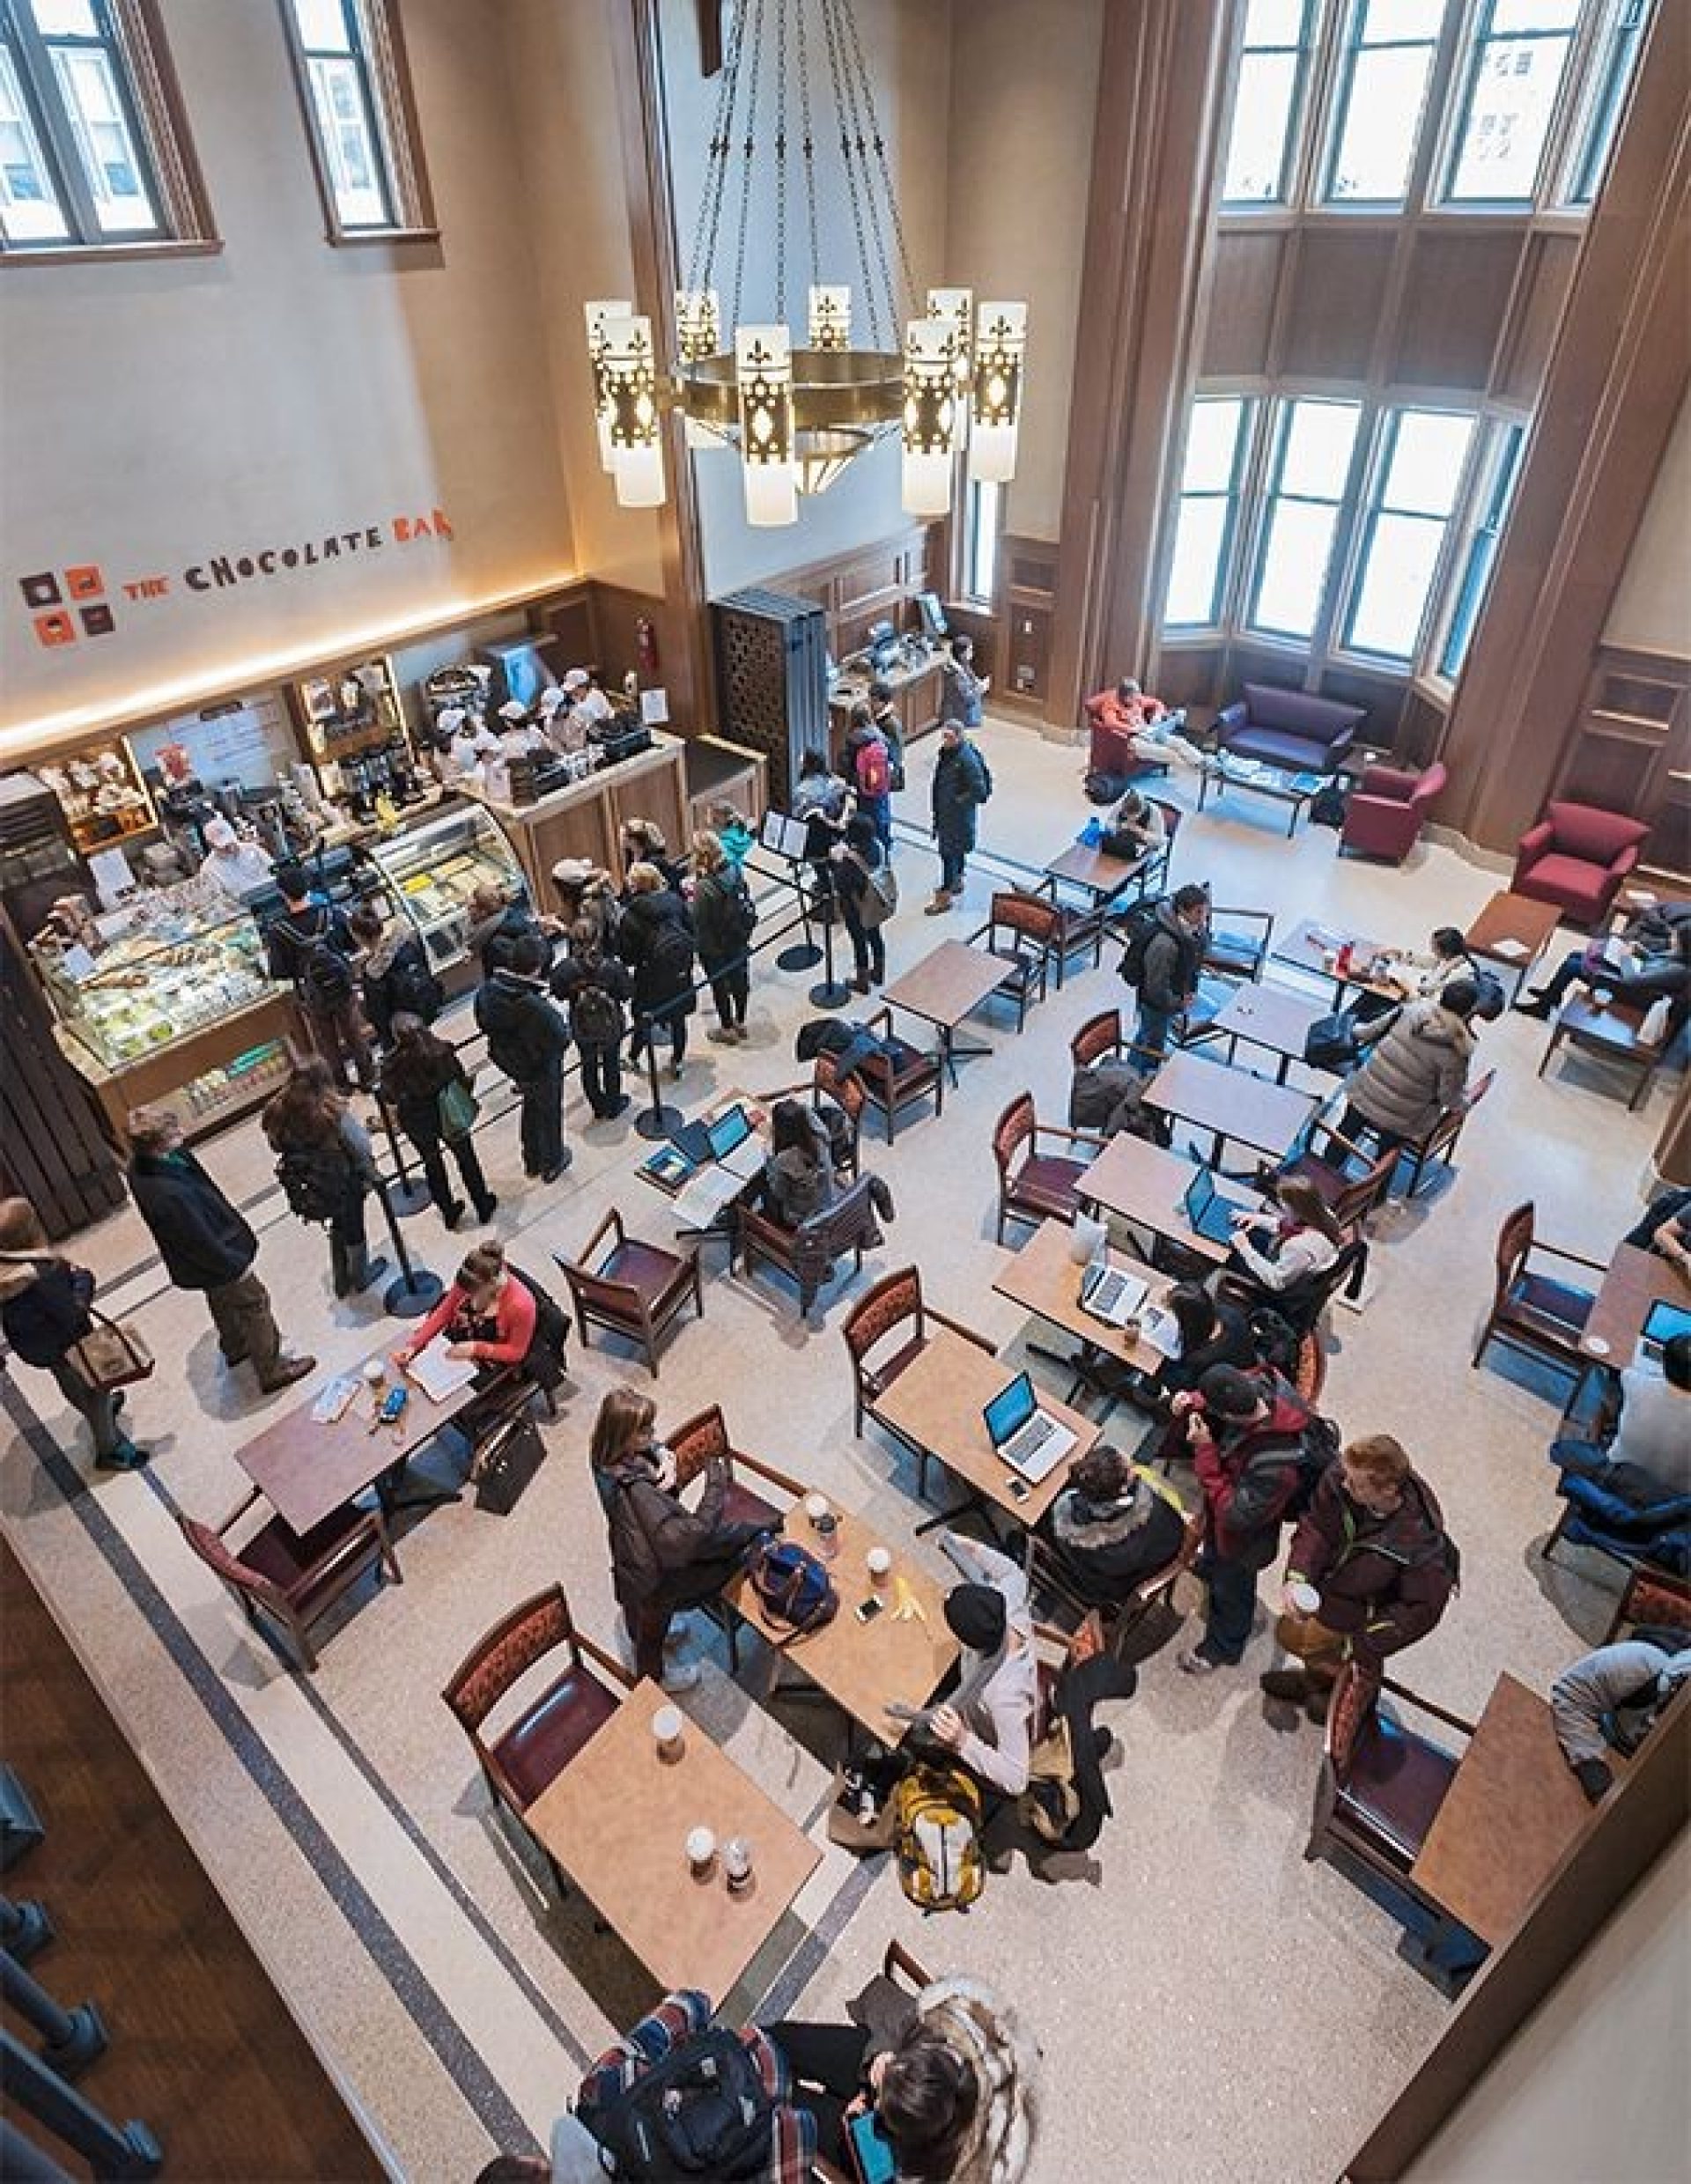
[[1, 1535, 386, 2181]]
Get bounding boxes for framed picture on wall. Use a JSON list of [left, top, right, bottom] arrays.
[[291, 654, 402, 759], [37, 740, 159, 852]]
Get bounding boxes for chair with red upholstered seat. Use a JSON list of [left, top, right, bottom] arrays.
[[1512, 801, 1650, 929], [965, 891, 1061, 1029], [553, 1207, 704, 1377], [178, 1494, 401, 1675], [443, 1585, 631, 1888], [1471, 1200, 1602, 1379], [1275, 1120, 1399, 1230], [1304, 1664, 1474, 1909], [992, 1092, 1104, 1246], [855, 1005, 946, 1143], [842, 1266, 996, 1498], [1339, 761, 1447, 864], [661, 1405, 807, 1666]]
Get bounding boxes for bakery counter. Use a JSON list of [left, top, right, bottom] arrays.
[[59, 993, 299, 1141], [466, 732, 690, 912], [828, 652, 944, 761]]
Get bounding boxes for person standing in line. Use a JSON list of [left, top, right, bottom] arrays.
[[125, 1107, 314, 1393], [620, 861, 698, 1081], [791, 747, 853, 918], [475, 932, 572, 1182], [262, 1059, 389, 1298], [689, 829, 756, 1045], [552, 919, 633, 1119], [868, 679, 907, 791], [348, 899, 443, 1051], [833, 809, 890, 994], [844, 702, 895, 855], [938, 631, 987, 731], [1127, 882, 1207, 1072], [262, 860, 373, 1090], [927, 719, 993, 915], [0, 1198, 151, 1471], [377, 1014, 497, 1229]]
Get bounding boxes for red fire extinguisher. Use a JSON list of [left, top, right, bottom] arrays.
[[636, 615, 660, 682]]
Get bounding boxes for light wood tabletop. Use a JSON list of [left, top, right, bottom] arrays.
[[523, 1679, 823, 1998], [1583, 1242, 1688, 1360], [1411, 1671, 1601, 1949], [1044, 838, 1152, 901], [1077, 1133, 1262, 1264], [1211, 982, 1325, 1082], [724, 1508, 958, 1738], [1274, 916, 1400, 1001], [992, 1217, 1170, 1371], [882, 940, 1012, 1029], [1142, 1050, 1316, 1162], [872, 1323, 1098, 1529]]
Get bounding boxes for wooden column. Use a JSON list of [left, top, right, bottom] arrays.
[[1045, 0, 1234, 731], [1437, 0, 1691, 853]]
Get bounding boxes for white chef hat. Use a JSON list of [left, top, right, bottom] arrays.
[[439, 705, 469, 734], [472, 727, 501, 754], [538, 685, 567, 716], [203, 816, 238, 850], [563, 668, 590, 691], [498, 698, 529, 722]]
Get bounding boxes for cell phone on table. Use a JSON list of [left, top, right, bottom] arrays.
[[848, 2110, 897, 2184], [1006, 1475, 1030, 1503], [855, 1595, 884, 1624]]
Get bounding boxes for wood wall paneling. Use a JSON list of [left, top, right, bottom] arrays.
[[1494, 231, 1580, 406], [1281, 227, 1394, 382], [1001, 535, 1059, 709], [767, 524, 942, 664], [1554, 644, 1691, 878], [1392, 231, 1523, 391], [1200, 229, 1287, 379]]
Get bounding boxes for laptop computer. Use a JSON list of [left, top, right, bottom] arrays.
[[1183, 1165, 1244, 1246], [1079, 1253, 1148, 1329], [706, 1102, 765, 1180], [671, 1100, 753, 1168], [1639, 1299, 1691, 1363], [982, 1370, 1076, 1484]]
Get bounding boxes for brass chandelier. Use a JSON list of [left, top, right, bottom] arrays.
[[586, 0, 1027, 526]]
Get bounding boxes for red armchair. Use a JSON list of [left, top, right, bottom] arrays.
[[1512, 801, 1650, 929], [1339, 761, 1446, 864]]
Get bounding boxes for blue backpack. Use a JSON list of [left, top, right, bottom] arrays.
[[746, 1538, 838, 1639]]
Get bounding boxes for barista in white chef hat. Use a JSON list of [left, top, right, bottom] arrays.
[[199, 815, 276, 901]]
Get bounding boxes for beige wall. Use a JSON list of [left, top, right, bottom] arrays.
[[1399, 1830, 1691, 2183], [1606, 389, 1691, 655], [943, 0, 1104, 546], [0, 0, 575, 754]]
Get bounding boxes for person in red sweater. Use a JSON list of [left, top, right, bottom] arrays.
[[1175, 1362, 1324, 1675], [1261, 1434, 1458, 1715], [394, 1239, 550, 1381], [1083, 677, 1203, 775]]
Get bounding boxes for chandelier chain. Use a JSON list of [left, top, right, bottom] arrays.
[[728, 0, 772, 338], [827, 0, 898, 344], [795, 0, 821, 299], [818, 0, 881, 349], [774, 0, 788, 322], [838, 0, 916, 325], [682, 0, 742, 314]]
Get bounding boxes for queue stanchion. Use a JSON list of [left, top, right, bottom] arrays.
[[374, 1183, 443, 1319], [808, 891, 852, 1008], [776, 862, 823, 972], [373, 1090, 431, 1218], [632, 1010, 683, 1141]]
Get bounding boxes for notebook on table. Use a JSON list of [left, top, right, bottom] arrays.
[[670, 1098, 752, 1168], [1079, 1253, 1148, 1328], [982, 1370, 1076, 1483]]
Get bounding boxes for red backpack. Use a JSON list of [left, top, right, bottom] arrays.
[[854, 736, 890, 800]]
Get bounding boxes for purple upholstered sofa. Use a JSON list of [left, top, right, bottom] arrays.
[[1215, 682, 1364, 774]]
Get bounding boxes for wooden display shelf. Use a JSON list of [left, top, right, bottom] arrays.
[[468, 733, 689, 911]]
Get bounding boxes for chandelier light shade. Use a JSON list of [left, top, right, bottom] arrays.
[[602, 314, 666, 509], [584, 298, 631, 473], [735, 324, 799, 527], [927, 287, 975, 399], [808, 284, 852, 350], [676, 287, 722, 448], [902, 317, 958, 519], [969, 301, 1028, 483]]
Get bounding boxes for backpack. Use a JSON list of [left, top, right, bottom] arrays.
[[387, 945, 443, 1024], [1083, 769, 1133, 806], [571, 973, 624, 1047], [296, 914, 353, 1009], [1117, 896, 1165, 988], [727, 876, 759, 944], [276, 1142, 353, 1224], [894, 1765, 985, 1915], [852, 853, 899, 929], [649, 919, 695, 988], [972, 750, 994, 802], [577, 2025, 773, 2181], [1470, 968, 1506, 1022], [745, 1537, 838, 1639], [1309, 781, 1349, 829], [854, 736, 891, 800], [1253, 1410, 1343, 1521]]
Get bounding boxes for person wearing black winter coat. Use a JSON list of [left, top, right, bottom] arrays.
[[475, 934, 572, 1181], [619, 865, 698, 1078], [378, 1015, 497, 1228], [0, 1197, 150, 1470], [1041, 1444, 1185, 1607]]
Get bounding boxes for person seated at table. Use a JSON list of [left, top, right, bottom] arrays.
[[1225, 1173, 1345, 1295], [1516, 912, 1690, 1024], [919, 1530, 1038, 1801], [1084, 677, 1204, 772], [1101, 786, 1166, 859], [1154, 1281, 1256, 1399], [1381, 925, 1478, 1002], [1041, 1443, 1185, 1609], [1552, 1333, 1691, 1502], [1626, 1186, 1691, 1275], [1261, 1433, 1458, 1716], [750, 1096, 838, 1229], [1551, 1631, 1691, 1804], [1338, 978, 1479, 1152], [393, 1240, 567, 1399]]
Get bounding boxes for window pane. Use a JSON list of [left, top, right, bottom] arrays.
[[1348, 511, 1445, 656], [1328, 42, 1437, 200], [306, 53, 387, 224], [1385, 412, 1474, 514], [1165, 500, 1230, 625], [26, 0, 100, 34], [50, 44, 155, 232], [1449, 33, 1576, 198], [1362, 0, 1444, 34], [290, 0, 357, 54], [1252, 501, 1341, 638], [1567, 5, 1648, 204], [1280, 400, 1360, 496], [0, 45, 70, 241], [1181, 399, 1245, 492], [1246, 0, 1307, 41], [967, 478, 1000, 602], [1223, 50, 1299, 201], [1492, 0, 1579, 31]]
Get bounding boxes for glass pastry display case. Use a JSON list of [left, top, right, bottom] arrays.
[[362, 801, 525, 970]]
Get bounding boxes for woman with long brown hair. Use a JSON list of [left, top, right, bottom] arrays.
[[0, 1197, 149, 1471], [262, 1058, 387, 1297], [1226, 1172, 1343, 1295]]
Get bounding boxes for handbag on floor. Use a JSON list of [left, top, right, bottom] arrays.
[[470, 1413, 546, 1515]]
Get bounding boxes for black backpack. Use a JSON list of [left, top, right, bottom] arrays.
[[1117, 896, 1165, 988], [727, 876, 759, 943], [1470, 968, 1506, 1022], [571, 973, 624, 1047], [387, 944, 444, 1024], [578, 2025, 773, 2180], [292, 912, 354, 1009], [276, 1142, 353, 1223]]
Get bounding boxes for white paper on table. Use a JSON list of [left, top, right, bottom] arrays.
[[403, 1335, 477, 1403], [1489, 936, 1530, 961], [672, 1163, 748, 1229]]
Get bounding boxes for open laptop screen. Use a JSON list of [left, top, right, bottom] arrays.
[[1183, 1167, 1219, 1227], [706, 1103, 752, 1159], [983, 1371, 1037, 1446], [1641, 1300, 1691, 1354]]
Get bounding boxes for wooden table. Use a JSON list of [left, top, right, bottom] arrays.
[[723, 1509, 957, 1741], [1274, 916, 1400, 1005], [1539, 992, 1672, 1112], [1411, 1671, 1599, 1949], [992, 1218, 1170, 1383], [524, 1679, 823, 1998], [1043, 838, 1153, 904], [871, 1323, 1098, 1534], [1142, 1050, 1316, 1164], [1211, 982, 1325, 1085], [1077, 1133, 1262, 1264], [1582, 1241, 1688, 1361], [1464, 889, 1563, 995], [1197, 756, 1320, 837], [882, 940, 1013, 1081]]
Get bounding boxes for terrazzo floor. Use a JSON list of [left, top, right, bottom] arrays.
[[3, 713, 1677, 2184]]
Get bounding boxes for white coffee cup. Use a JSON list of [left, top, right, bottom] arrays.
[[363, 1358, 387, 1387], [685, 1826, 716, 1872], [1288, 1581, 1321, 1617], [804, 1492, 830, 1527], [652, 1704, 684, 1757], [866, 1546, 893, 1583]]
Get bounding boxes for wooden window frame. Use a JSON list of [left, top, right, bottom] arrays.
[[277, 0, 436, 246]]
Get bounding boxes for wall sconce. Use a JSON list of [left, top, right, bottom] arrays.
[[675, 287, 721, 448], [969, 301, 1027, 483], [602, 314, 666, 508], [735, 324, 798, 527], [902, 317, 957, 517], [585, 298, 631, 473], [808, 285, 852, 350]]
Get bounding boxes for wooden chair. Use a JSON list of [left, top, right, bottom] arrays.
[[1604, 1566, 1691, 1645], [1304, 1664, 1475, 1912], [178, 1494, 401, 1675], [758, 1054, 865, 1182], [1399, 1069, 1495, 1198], [662, 1405, 807, 1667], [442, 1584, 631, 1884], [1539, 995, 1678, 1112], [1201, 903, 1274, 985], [855, 1005, 946, 1143], [1218, 1231, 1369, 1341], [992, 1092, 1104, 1245], [966, 891, 1060, 1029], [1276, 1122, 1399, 1229], [811, 1942, 935, 2184], [553, 1208, 704, 1377], [735, 1171, 890, 1318], [1070, 1008, 1126, 1072], [843, 1266, 995, 1495], [1471, 1201, 1601, 1378], [1030, 1485, 1203, 1649]]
